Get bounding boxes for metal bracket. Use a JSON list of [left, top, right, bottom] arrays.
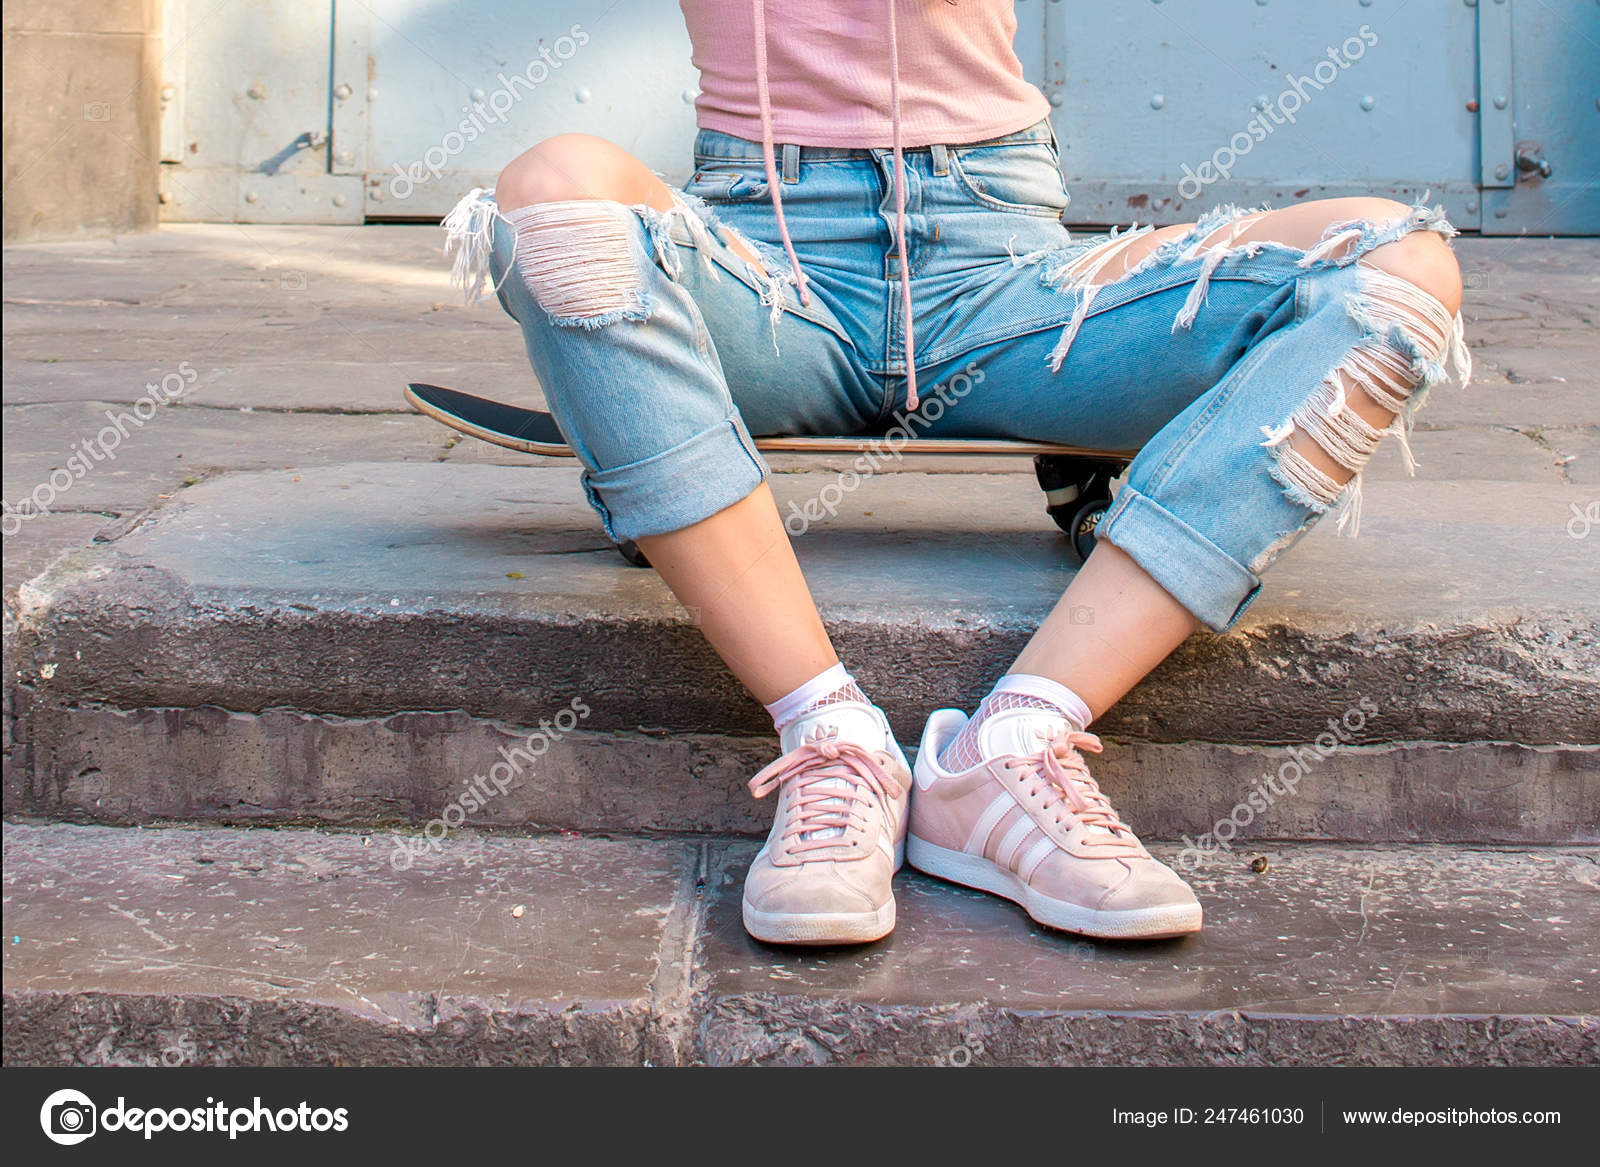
[[330, 0, 371, 178], [158, 0, 186, 164], [1476, 0, 1515, 189]]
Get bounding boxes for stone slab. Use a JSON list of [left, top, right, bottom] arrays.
[[698, 841, 1600, 1066], [2, 823, 697, 1066], [11, 462, 1597, 747], [9, 704, 1595, 844]]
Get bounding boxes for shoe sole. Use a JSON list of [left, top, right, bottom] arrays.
[[741, 838, 904, 947], [742, 899, 896, 946], [906, 836, 1202, 940]]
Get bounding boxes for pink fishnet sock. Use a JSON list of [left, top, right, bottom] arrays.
[[775, 680, 869, 732], [940, 692, 1072, 771]]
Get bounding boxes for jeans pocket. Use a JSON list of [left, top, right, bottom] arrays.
[[683, 162, 770, 204], [947, 141, 1071, 219]]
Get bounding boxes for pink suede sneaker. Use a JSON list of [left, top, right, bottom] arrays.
[[742, 701, 910, 945], [908, 707, 1201, 940]]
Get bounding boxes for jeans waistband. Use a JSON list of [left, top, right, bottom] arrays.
[[691, 118, 1056, 164]]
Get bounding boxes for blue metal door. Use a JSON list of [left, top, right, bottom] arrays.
[[159, 1, 1598, 234]]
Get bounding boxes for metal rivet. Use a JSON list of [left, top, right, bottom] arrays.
[[1494, 208, 1509, 218], [1493, 95, 1508, 109], [1466, 200, 1479, 213], [1150, 94, 1165, 110], [471, 88, 486, 102], [333, 195, 347, 208], [1495, 163, 1511, 180], [1360, 96, 1376, 111], [334, 83, 352, 101], [681, 88, 697, 104], [575, 87, 591, 103], [244, 191, 259, 203], [1048, 93, 1064, 107], [367, 88, 379, 101], [246, 84, 266, 100]]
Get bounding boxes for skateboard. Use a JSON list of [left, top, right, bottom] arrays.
[[407, 383, 1132, 566]]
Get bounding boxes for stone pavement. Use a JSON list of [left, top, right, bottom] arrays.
[[2, 224, 1596, 1066], [3, 224, 1596, 597], [5, 824, 1595, 1066]]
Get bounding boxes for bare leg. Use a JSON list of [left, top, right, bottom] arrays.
[[1011, 542, 1197, 719], [1012, 199, 1463, 719], [495, 135, 835, 705], [635, 488, 838, 704]]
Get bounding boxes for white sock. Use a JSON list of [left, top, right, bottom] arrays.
[[939, 673, 1092, 771], [763, 662, 868, 732]]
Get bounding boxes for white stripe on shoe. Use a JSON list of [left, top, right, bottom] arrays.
[[963, 794, 1013, 856], [993, 817, 1038, 872], [1017, 834, 1058, 882]]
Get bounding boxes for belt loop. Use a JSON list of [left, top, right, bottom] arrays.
[[781, 142, 800, 184], [930, 143, 949, 177]]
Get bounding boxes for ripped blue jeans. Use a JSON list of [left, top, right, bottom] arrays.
[[445, 119, 1470, 631]]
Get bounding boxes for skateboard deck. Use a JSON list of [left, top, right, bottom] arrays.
[[405, 383, 1133, 460], [405, 382, 1132, 564]]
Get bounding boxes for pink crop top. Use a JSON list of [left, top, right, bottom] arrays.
[[681, 1, 1049, 149]]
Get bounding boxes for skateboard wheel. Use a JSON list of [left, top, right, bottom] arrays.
[[616, 540, 651, 568], [1068, 498, 1108, 562]]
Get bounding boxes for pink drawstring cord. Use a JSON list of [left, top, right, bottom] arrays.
[[750, 0, 810, 307], [749, 0, 919, 410]]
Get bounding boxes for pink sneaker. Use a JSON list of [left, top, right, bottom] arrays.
[[908, 707, 1201, 940], [742, 702, 910, 946]]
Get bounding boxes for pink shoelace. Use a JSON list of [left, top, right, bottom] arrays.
[[1002, 730, 1144, 854], [749, 0, 920, 410], [748, 728, 905, 856]]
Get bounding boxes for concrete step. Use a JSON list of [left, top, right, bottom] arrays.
[[6, 460, 1596, 842], [4, 823, 1595, 1067]]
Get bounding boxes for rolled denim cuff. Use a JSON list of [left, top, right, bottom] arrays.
[[581, 412, 769, 542], [1098, 486, 1261, 632]]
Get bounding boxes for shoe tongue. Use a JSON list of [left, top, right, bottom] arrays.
[[779, 700, 887, 755], [778, 701, 887, 844], [976, 706, 1072, 760]]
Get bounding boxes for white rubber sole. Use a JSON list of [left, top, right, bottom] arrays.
[[906, 835, 1202, 940], [742, 899, 896, 946]]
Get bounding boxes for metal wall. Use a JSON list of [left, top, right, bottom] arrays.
[[158, 0, 1598, 234]]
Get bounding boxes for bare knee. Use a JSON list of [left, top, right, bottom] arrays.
[[1299, 197, 1461, 315], [495, 133, 666, 211], [1236, 196, 1462, 315], [1364, 228, 1463, 317]]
